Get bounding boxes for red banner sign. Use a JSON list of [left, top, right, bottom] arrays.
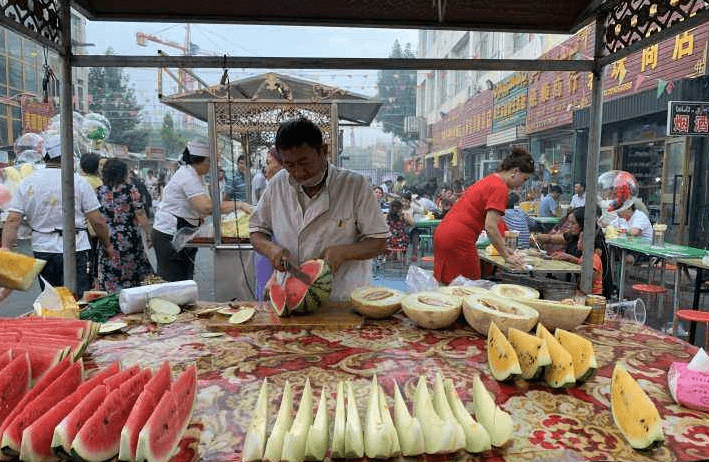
[[21, 97, 55, 134]]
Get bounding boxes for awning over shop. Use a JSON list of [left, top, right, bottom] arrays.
[[425, 147, 457, 167]]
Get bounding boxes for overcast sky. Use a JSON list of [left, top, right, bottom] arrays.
[[85, 21, 420, 103]]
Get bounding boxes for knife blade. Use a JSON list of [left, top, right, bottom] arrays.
[[284, 259, 311, 284]]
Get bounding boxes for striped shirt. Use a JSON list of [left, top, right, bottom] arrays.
[[502, 208, 535, 249]]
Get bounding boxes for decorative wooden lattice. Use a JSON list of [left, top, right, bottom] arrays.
[[1, 0, 60, 45], [213, 102, 331, 141], [603, 0, 707, 54]]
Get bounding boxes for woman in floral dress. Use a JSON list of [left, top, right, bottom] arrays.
[[386, 200, 410, 250], [97, 159, 153, 292]]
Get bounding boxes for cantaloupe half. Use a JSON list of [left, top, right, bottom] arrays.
[[0, 249, 46, 290], [490, 284, 539, 300], [462, 294, 539, 336], [611, 363, 664, 450], [554, 328, 597, 382], [487, 322, 521, 381], [507, 327, 551, 380], [536, 324, 575, 388]]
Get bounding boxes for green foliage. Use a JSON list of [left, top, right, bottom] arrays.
[[161, 113, 187, 157], [88, 48, 144, 152], [376, 41, 417, 141]]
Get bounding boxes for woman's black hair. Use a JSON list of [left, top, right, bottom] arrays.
[[80, 153, 101, 175], [102, 158, 128, 189], [507, 192, 521, 209], [499, 147, 534, 174], [388, 200, 403, 218]]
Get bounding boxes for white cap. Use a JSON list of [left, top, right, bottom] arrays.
[[187, 139, 210, 157], [43, 135, 62, 159]]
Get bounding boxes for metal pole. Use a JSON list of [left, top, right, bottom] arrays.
[[207, 102, 221, 245], [330, 103, 339, 165], [580, 16, 605, 295], [59, 0, 77, 293]]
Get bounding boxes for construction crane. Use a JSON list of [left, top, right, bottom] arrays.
[[136, 24, 219, 95]]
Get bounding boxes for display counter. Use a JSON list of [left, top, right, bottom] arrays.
[[87, 302, 709, 462]]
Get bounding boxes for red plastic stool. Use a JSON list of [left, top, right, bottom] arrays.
[[675, 310, 709, 350], [632, 283, 667, 327]]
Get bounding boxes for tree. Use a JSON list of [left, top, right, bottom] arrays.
[[161, 113, 187, 157], [88, 48, 145, 152], [376, 41, 417, 141]]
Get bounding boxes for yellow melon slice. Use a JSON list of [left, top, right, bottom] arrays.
[[536, 323, 575, 388], [487, 322, 521, 381], [0, 249, 46, 290], [507, 327, 551, 380], [611, 363, 664, 450], [554, 328, 597, 382]]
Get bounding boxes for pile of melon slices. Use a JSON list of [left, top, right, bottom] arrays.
[[487, 321, 597, 387], [0, 317, 98, 384], [0, 354, 197, 462], [242, 372, 514, 461]]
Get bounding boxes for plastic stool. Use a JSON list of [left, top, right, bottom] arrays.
[[386, 246, 408, 275], [632, 283, 667, 328], [419, 234, 433, 254], [675, 310, 709, 350]]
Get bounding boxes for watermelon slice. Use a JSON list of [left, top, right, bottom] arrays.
[[0, 351, 12, 371], [1, 359, 83, 456], [135, 365, 197, 462], [119, 362, 172, 462], [0, 357, 71, 436], [19, 362, 120, 462], [0, 352, 31, 428], [71, 369, 152, 462], [52, 387, 109, 458], [0, 346, 68, 385], [104, 365, 141, 391]]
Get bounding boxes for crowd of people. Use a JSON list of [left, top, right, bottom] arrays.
[[0, 115, 659, 305]]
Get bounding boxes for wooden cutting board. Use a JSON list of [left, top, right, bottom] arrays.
[[198, 301, 365, 330]]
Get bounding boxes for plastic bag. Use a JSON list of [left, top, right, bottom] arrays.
[[405, 265, 439, 293], [118, 280, 198, 314], [448, 276, 497, 290], [171, 226, 202, 251], [33, 277, 79, 318], [221, 211, 252, 238]]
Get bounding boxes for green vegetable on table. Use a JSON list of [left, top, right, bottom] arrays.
[[79, 293, 120, 323]]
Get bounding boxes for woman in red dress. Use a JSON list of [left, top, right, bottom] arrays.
[[434, 147, 535, 283]]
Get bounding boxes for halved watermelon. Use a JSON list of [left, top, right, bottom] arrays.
[[135, 365, 197, 462], [1, 359, 83, 456], [119, 362, 172, 462], [267, 259, 332, 316], [0, 357, 72, 436], [19, 362, 120, 462], [0, 352, 31, 428], [71, 369, 152, 462]]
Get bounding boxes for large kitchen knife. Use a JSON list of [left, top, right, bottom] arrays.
[[284, 258, 311, 284]]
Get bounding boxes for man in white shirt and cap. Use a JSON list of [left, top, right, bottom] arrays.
[[1, 135, 115, 297], [610, 198, 653, 240], [250, 118, 389, 301]]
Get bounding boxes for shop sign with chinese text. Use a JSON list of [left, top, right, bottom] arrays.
[[431, 89, 493, 152], [667, 101, 709, 136], [21, 98, 54, 134], [492, 72, 528, 132]]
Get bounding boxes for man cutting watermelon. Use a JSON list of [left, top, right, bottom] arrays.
[[249, 117, 390, 302]]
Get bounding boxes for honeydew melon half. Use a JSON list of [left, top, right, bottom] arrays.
[[350, 287, 405, 319], [513, 298, 591, 331], [611, 363, 664, 450], [489, 284, 540, 300], [401, 292, 462, 329], [507, 327, 551, 380], [487, 322, 521, 382], [536, 323, 575, 388], [462, 294, 539, 336], [438, 285, 489, 298]]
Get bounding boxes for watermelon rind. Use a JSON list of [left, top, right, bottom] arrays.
[[52, 386, 108, 458], [71, 369, 152, 462], [1, 359, 83, 456], [119, 362, 172, 462], [135, 366, 197, 462], [0, 352, 31, 431], [20, 363, 120, 462]]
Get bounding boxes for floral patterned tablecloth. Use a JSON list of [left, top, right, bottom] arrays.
[[85, 312, 709, 462]]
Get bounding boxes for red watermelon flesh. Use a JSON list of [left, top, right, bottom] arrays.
[[71, 369, 152, 462], [0, 351, 13, 371], [0, 353, 31, 429], [119, 362, 172, 462], [0, 326, 85, 342], [19, 362, 120, 462], [104, 365, 141, 391], [1, 359, 83, 456], [268, 282, 287, 316], [135, 366, 197, 462], [52, 386, 108, 458], [0, 356, 71, 435], [1, 346, 67, 385]]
